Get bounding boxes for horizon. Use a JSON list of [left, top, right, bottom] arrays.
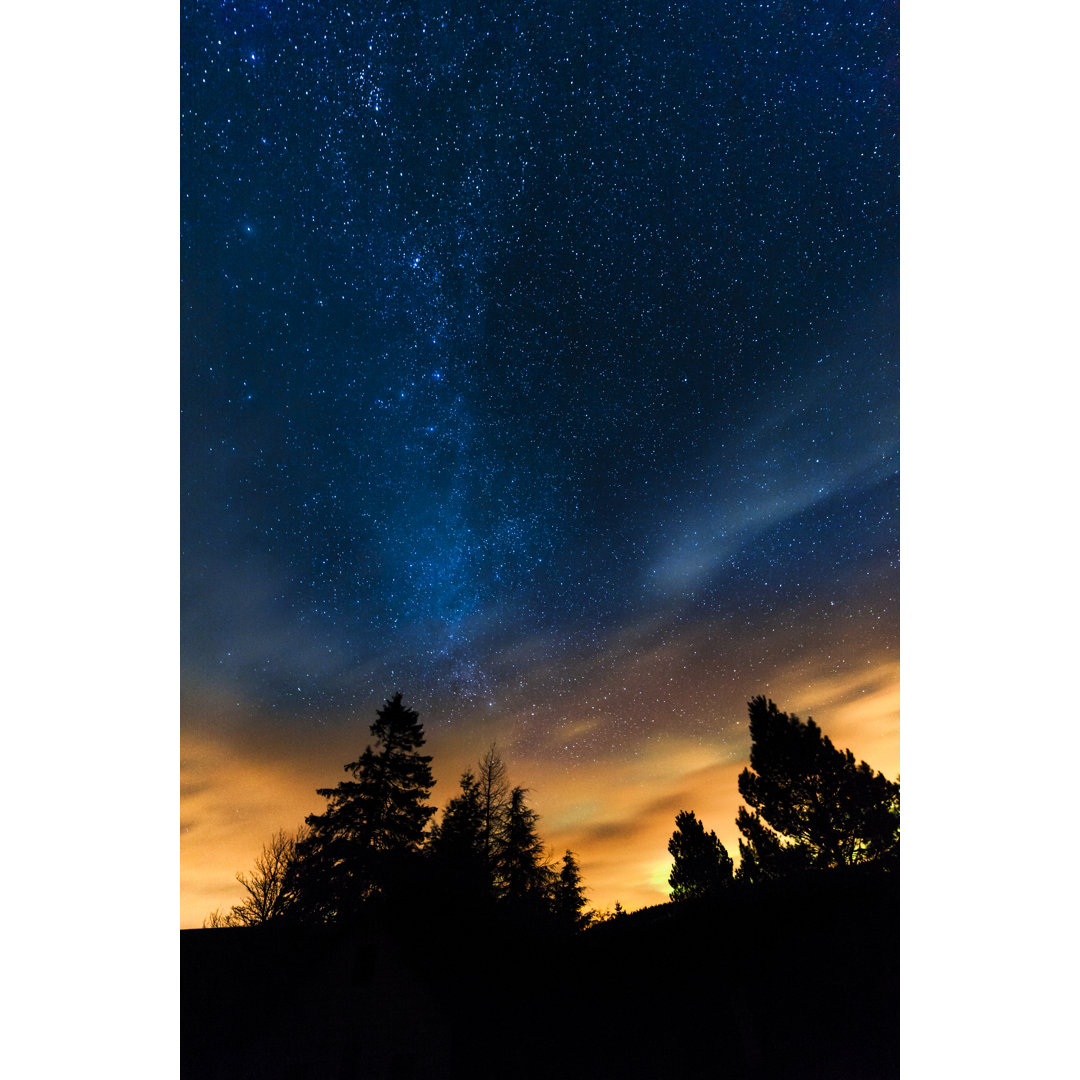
[[182, 678, 898, 927]]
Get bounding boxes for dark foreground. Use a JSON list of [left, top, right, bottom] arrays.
[[182, 869, 898, 1080]]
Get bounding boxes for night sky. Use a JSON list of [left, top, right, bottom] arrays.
[[181, 0, 899, 926]]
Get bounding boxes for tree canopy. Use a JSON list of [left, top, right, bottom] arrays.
[[206, 690, 899, 935], [218, 724, 598, 932], [736, 695, 899, 880]]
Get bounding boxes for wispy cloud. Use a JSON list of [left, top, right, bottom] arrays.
[[647, 436, 897, 597]]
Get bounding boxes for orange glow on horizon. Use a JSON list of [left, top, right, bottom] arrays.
[[181, 654, 899, 928]]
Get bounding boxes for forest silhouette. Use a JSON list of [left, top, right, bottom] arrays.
[[183, 694, 899, 1079]]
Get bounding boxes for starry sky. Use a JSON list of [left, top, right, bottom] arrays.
[[181, 0, 899, 927]]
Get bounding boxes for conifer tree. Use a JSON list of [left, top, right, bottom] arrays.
[[734, 805, 812, 883], [667, 810, 733, 900], [291, 693, 436, 920], [429, 770, 484, 861], [736, 695, 899, 878], [499, 786, 549, 905], [427, 769, 492, 900], [553, 850, 589, 931]]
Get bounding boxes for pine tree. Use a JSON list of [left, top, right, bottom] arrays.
[[736, 695, 899, 878], [667, 810, 733, 900], [734, 805, 812, 884], [292, 693, 436, 920]]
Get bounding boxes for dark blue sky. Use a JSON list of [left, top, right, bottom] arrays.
[[181, 0, 898, 918], [183, 0, 897, 709]]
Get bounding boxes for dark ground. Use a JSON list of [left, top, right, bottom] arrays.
[[182, 869, 898, 1080]]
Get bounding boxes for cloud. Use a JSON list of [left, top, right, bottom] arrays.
[[642, 324, 898, 603], [647, 436, 897, 598], [516, 742, 751, 913], [765, 655, 900, 777], [179, 717, 341, 927]]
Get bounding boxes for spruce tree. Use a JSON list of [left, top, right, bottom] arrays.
[[292, 693, 436, 920], [499, 786, 548, 905], [553, 850, 589, 931], [429, 770, 484, 861], [427, 769, 492, 900]]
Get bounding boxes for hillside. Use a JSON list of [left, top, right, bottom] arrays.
[[182, 867, 898, 1079]]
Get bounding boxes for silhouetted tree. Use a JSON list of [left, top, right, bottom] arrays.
[[429, 770, 484, 858], [734, 805, 812, 883], [201, 827, 310, 928], [736, 695, 899, 880], [291, 693, 436, 921], [668, 810, 733, 900], [427, 768, 493, 901], [553, 850, 589, 931], [499, 785, 550, 905], [230, 827, 308, 925], [476, 743, 510, 871]]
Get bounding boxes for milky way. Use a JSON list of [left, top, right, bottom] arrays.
[[181, 0, 898, 922]]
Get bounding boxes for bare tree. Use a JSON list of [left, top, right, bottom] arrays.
[[229, 826, 309, 926], [476, 743, 510, 871], [202, 908, 237, 928]]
